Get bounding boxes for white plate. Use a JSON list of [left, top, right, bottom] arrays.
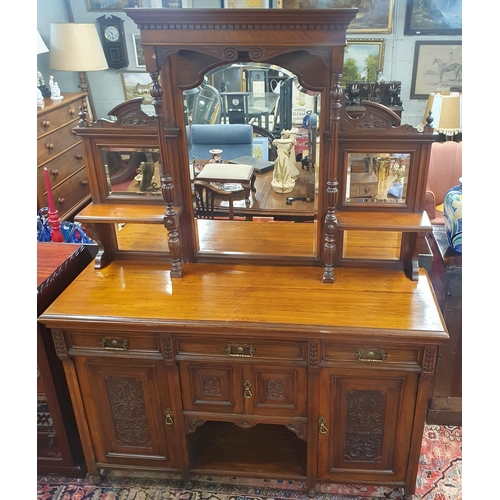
[[221, 183, 244, 193]]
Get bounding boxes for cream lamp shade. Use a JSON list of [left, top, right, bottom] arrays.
[[50, 23, 108, 72], [421, 92, 462, 136], [37, 31, 49, 54]]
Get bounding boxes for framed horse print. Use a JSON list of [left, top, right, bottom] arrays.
[[410, 41, 462, 99]]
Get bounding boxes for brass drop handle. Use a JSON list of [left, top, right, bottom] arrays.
[[80, 179, 89, 186], [100, 337, 129, 350], [164, 408, 174, 425], [46, 143, 54, 150], [75, 153, 83, 160], [355, 348, 387, 362], [51, 169, 60, 176], [226, 344, 255, 357], [243, 380, 253, 399], [318, 416, 329, 434]]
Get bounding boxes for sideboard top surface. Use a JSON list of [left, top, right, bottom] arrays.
[[40, 261, 447, 342]]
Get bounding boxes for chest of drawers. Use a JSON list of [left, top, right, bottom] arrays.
[[37, 93, 91, 220]]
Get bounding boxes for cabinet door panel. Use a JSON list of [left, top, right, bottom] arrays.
[[75, 357, 179, 469], [247, 365, 307, 417], [318, 369, 418, 483], [179, 362, 244, 413]]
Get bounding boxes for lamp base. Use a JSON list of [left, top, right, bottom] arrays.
[[38, 85, 51, 99]]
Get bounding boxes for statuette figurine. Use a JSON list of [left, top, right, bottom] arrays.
[[49, 75, 64, 103]]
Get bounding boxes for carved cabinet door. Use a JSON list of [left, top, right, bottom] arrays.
[[317, 368, 419, 484], [179, 361, 307, 418], [74, 356, 181, 470]]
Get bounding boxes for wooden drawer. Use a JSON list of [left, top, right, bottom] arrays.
[[37, 100, 80, 137], [66, 330, 162, 356], [321, 342, 421, 366], [37, 121, 80, 165], [175, 337, 307, 363], [41, 167, 90, 219], [349, 173, 378, 198]]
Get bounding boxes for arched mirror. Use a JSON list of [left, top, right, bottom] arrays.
[[183, 63, 321, 261]]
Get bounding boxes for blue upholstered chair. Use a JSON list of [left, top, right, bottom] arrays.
[[186, 123, 254, 161]]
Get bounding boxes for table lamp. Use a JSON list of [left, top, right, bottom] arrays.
[[421, 92, 462, 140], [37, 31, 50, 99], [50, 23, 108, 122]]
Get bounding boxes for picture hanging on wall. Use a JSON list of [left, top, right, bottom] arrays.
[[132, 34, 145, 68], [404, 0, 462, 36], [224, 0, 270, 7], [86, 0, 142, 11], [279, 0, 394, 33], [121, 72, 154, 105], [410, 41, 462, 99], [342, 39, 385, 82]]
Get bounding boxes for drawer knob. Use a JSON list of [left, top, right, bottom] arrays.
[[80, 179, 89, 186], [46, 143, 54, 151], [57, 197, 65, 204], [71, 130, 77, 136], [243, 380, 253, 399], [69, 107, 75, 116], [226, 344, 255, 357], [42, 119, 51, 128], [164, 408, 174, 425], [75, 153, 83, 160], [355, 348, 387, 362], [50, 169, 60, 176], [318, 416, 329, 434], [99, 337, 129, 350]]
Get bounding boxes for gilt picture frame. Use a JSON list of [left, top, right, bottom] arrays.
[[132, 34, 145, 68], [121, 72, 153, 105], [224, 0, 270, 7], [410, 41, 462, 99], [279, 0, 394, 33], [86, 0, 142, 11], [343, 39, 385, 82], [404, 0, 462, 36]]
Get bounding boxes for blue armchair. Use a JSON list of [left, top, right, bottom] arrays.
[[186, 124, 254, 161]]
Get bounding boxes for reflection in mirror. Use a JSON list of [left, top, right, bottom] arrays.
[[115, 223, 170, 253], [342, 230, 401, 261], [183, 63, 321, 259], [345, 153, 410, 205], [102, 147, 161, 197]]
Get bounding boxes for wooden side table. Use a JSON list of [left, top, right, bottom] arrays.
[[37, 242, 96, 476], [196, 163, 256, 204], [426, 226, 462, 425]]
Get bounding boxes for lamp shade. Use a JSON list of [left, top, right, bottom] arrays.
[[37, 31, 49, 54], [422, 92, 462, 136], [50, 23, 108, 72]]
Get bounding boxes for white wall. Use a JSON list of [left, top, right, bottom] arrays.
[[37, 0, 461, 124]]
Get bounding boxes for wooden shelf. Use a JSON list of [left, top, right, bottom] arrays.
[[336, 211, 431, 232], [75, 202, 167, 224]]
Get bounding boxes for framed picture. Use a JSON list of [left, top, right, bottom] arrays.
[[280, 0, 394, 33], [132, 34, 145, 68], [86, 0, 142, 11], [121, 72, 154, 105], [162, 0, 182, 6], [404, 0, 462, 36], [342, 38, 385, 82], [410, 41, 462, 99], [224, 0, 270, 6]]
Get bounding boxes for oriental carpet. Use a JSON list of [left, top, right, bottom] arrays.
[[37, 425, 461, 500]]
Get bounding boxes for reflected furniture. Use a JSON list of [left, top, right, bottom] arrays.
[[37, 242, 95, 476], [194, 180, 234, 220], [37, 92, 91, 220], [187, 124, 254, 161], [46, 9, 447, 500], [191, 84, 222, 124], [424, 141, 462, 225], [222, 92, 250, 124]]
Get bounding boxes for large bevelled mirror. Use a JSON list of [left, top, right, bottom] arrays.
[[183, 62, 321, 259]]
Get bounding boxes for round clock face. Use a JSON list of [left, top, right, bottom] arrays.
[[104, 25, 120, 42]]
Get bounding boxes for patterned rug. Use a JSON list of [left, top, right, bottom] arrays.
[[37, 425, 461, 500]]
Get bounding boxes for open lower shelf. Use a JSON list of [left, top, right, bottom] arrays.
[[187, 421, 307, 478]]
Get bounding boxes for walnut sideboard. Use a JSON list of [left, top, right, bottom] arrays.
[[37, 92, 91, 220], [39, 260, 448, 498]]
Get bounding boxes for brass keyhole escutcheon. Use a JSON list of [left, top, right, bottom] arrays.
[[318, 416, 328, 434], [164, 408, 174, 425], [243, 380, 253, 399]]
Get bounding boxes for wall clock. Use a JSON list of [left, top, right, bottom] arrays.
[[97, 15, 129, 70]]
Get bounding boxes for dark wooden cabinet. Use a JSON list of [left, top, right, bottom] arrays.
[[37, 242, 95, 476]]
